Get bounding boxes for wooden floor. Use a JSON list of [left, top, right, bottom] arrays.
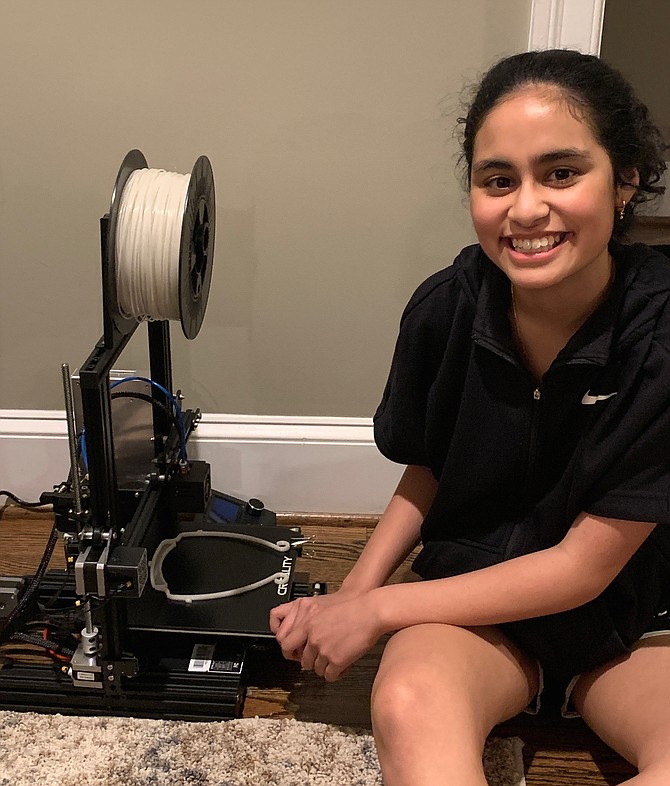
[[0, 506, 637, 784]]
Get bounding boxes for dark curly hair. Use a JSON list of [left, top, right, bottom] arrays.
[[459, 49, 667, 238]]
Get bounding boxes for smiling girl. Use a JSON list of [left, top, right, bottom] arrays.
[[271, 50, 669, 785]]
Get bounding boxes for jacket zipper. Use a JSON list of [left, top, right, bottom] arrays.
[[474, 335, 545, 504], [522, 386, 542, 503]]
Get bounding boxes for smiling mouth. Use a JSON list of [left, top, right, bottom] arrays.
[[507, 233, 568, 254]]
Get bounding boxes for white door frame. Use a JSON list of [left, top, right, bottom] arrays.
[[529, 0, 607, 54]]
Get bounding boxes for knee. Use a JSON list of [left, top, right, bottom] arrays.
[[370, 624, 538, 744], [371, 659, 454, 738], [372, 667, 424, 728]]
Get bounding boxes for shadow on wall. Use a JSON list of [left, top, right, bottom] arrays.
[[174, 204, 259, 414]]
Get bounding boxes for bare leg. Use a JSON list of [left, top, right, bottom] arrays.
[[572, 635, 670, 784], [371, 623, 538, 786]]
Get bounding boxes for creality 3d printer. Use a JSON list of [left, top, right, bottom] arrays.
[[0, 150, 322, 719]]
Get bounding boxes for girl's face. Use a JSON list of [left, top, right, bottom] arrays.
[[469, 86, 634, 294]]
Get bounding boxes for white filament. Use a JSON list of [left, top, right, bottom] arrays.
[[115, 168, 191, 322]]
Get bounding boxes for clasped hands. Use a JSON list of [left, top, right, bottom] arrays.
[[269, 588, 384, 682]]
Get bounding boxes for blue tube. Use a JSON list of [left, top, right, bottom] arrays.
[[79, 431, 88, 470], [78, 376, 189, 469]]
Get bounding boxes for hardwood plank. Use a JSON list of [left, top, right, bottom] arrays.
[[277, 512, 380, 529], [0, 516, 66, 574], [294, 525, 368, 589], [243, 688, 293, 720]]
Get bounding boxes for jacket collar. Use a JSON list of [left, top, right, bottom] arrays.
[[469, 243, 631, 367]]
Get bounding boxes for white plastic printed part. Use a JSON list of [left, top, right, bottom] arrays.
[[149, 530, 292, 603]]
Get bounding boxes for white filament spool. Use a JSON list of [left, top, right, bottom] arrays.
[[106, 150, 215, 340], [115, 168, 191, 323]]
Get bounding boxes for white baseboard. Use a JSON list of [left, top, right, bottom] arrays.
[[0, 410, 402, 514]]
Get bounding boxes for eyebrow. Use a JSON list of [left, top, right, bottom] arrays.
[[472, 148, 592, 174]]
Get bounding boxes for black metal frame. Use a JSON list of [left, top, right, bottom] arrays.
[[50, 211, 190, 672]]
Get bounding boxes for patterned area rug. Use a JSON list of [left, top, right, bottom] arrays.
[[0, 712, 525, 785]]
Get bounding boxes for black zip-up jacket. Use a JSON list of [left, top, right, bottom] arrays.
[[374, 242, 670, 677]]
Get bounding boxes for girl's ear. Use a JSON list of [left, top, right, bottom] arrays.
[[616, 168, 640, 205]]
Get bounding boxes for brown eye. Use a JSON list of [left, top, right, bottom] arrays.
[[487, 176, 512, 190], [549, 168, 577, 184]]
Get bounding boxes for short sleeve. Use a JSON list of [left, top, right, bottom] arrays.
[[373, 269, 457, 467], [581, 300, 670, 526]]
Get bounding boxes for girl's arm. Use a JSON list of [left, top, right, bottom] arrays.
[[372, 512, 655, 631], [338, 464, 438, 594], [278, 511, 655, 681], [269, 464, 437, 637]]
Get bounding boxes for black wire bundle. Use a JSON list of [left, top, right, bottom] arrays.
[[110, 389, 182, 434], [0, 490, 50, 508], [9, 631, 76, 659]]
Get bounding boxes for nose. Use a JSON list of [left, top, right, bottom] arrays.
[[507, 180, 550, 227]]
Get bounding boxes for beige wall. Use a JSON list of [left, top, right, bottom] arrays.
[[0, 0, 531, 416]]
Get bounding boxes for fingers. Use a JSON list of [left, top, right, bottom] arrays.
[[300, 642, 317, 672], [301, 641, 348, 682], [314, 655, 349, 683], [269, 604, 288, 635], [301, 643, 330, 679], [271, 598, 312, 659], [270, 597, 355, 680], [270, 598, 301, 638], [269, 591, 342, 637], [278, 623, 309, 657]]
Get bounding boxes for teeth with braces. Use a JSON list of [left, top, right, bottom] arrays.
[[510, 234, 564, 252]]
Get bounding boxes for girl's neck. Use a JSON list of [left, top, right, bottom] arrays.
[[511, 254, 615, 331], [509, 255, 615, 380]]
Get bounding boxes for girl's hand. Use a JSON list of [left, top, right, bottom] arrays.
[[270, 589, 384, 681], [269, 588, 357, 660]]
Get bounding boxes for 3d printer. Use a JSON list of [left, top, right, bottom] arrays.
[[0, 150, 322, 720]]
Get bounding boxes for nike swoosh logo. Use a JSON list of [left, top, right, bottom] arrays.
[[581, 391, 618, 405]]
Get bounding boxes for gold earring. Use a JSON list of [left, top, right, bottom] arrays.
[[618, 200, 627, 221]]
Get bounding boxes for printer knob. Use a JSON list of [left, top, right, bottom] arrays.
[[245, 498, 265, 517]]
